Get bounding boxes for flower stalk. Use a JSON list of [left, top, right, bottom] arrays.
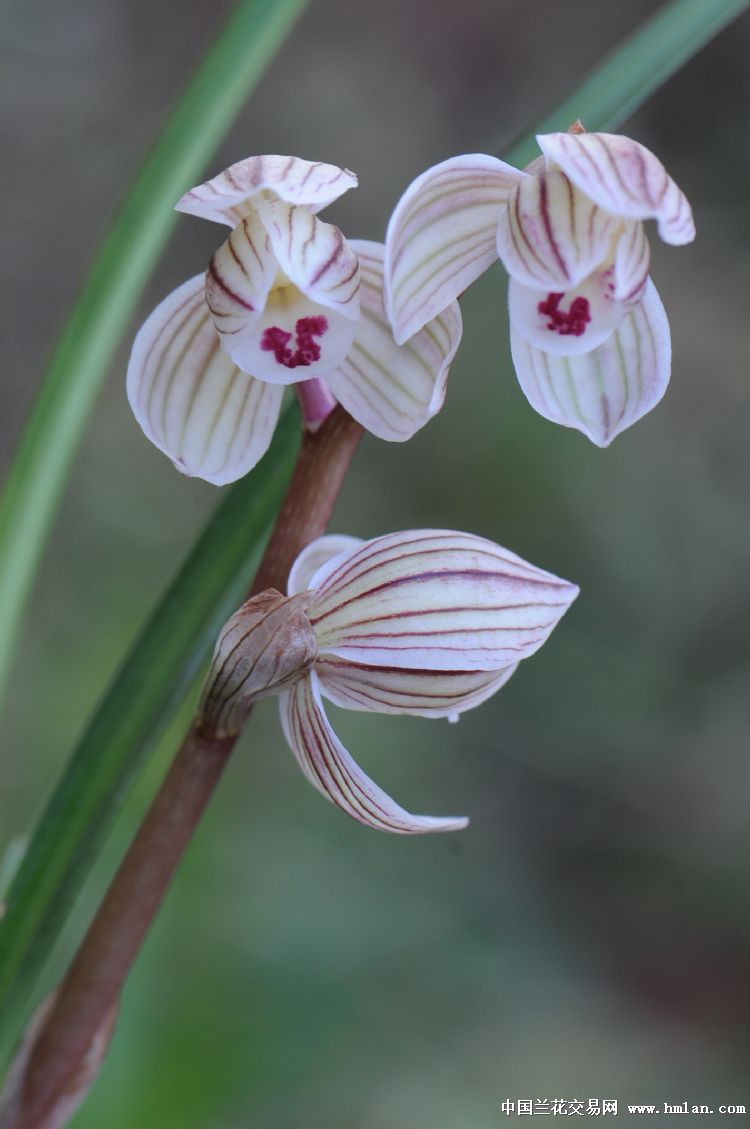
[[3, 405, 362, 1129]]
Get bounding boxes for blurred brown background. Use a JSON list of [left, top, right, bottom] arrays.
[[2, 1, 750, 1125]]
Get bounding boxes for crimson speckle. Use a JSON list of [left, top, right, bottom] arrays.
[[538, 292, 591, 337], [261, 316, 328, 368]]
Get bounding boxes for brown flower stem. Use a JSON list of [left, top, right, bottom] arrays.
[[12, 406, 363, 1129]]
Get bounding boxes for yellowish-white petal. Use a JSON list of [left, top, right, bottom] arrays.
[[326, 241, 462, 441], [307, 529, 578, 671], [176, 155, 358, 226], [385, 154, 525, 344], [280, 674, 469, 834], [259, 198, 360, 321], [537, 132, 695, 245], [126, 275, 283, 484], [288, 535, 364, 596], [497, 171, 618, 290], [510, 278, 671, 447], [316, 657, 518, 719]]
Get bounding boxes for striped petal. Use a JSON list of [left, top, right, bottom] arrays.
[[496, 171, 619, 291], [288, 535, 364, 596], [207, 206, 357, 385], [510, 278, 671, 447], [508, 269, 631, 357], [385, 155, 525, 344], [326, 241, 462, 441], [306, 530, 578, 671], [176, 155, 358, 226], [613, 220, 650, 303], [537, 132, 695, 245], [316, 657, 518, 719], [126, 275, 284, 484], [259, 198, 360, 320], [280, 673, 469, 834]]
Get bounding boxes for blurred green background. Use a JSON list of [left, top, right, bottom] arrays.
[[3, 0, 750, 1125]]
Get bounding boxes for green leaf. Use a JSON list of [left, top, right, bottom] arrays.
[[0, 0, 307, 710], [0, 406, 300, 1069]]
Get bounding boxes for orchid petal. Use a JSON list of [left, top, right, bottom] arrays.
[[259, 198, 360, 320], [326, 241, 462, 441], [316, 657, 518, 719], [537, 132, 695, 245], [207, 206, 357, 385], [496, 171, 619, 291], [307, 530, 578, 671], [176, 155, 358, 226], [510, 278, 671, 447], [508, 270, 630, 357], [280, 673, 468, 834], [126, 275, 283, 484], [288, 535, 364, 596], [613, 220, 650, 302], [385, 155, 525, 343]]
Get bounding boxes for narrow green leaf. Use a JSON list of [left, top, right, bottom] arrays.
[[504, 0, 749, 168], [0, 406, 300, 1068], [0, 0, 307, 709]]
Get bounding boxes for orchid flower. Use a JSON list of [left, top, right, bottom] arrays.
[[200, 529, 578, 833], [385, 130, 694, 445], [127, 156, 462, 485]]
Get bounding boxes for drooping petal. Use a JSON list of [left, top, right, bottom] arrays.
[[537, 132, 695, 245], [508, 269, 630, 357], [326, 241, 462, 441], [316, 657, 518, 719], [510, 278, 671, 447], [206, 205, 358, 384], [280, 673, 469, 833], [385, 155, 525, 344], [127, 275, 284, 484], [612, 220, 650, 302], [259, 198, 360, 320], [288, 535, 364, 596], [176, 155, 358, 226], [496, 171, 619, 291], [307, 530, 578, 670]]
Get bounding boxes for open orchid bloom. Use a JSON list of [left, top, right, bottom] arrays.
[[200, 530, 578, 833], [128, 157, 462, 485], [385, 131, 694, 444]]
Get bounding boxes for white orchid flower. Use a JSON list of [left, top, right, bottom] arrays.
[[200, 530, 578, 834], [385, 130, 694, 445], [127, 156, 462, 485]]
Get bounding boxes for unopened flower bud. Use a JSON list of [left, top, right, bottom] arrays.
[[198, 589, 317, 738]]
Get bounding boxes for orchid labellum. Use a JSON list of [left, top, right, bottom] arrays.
[[127, 156, 462, 485], [200, 530, 579, 833], [385, 130, 694, 445]]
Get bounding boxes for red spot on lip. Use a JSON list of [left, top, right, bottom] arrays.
[[261, 316, 328, 368], [538, 292, 591, 337]]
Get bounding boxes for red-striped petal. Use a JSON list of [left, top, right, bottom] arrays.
[[537, 132, 695, 245], [126, 275, 283, 484], [176, 155, 358, 226], [497, 171, 619, 291], [316, 657, 518, 719], [280, 674, 469, 834], [510, 278, 671, 446], [306, 530, 578, 671], [327, 241, 462, 441], [385, 154, 524, 344]]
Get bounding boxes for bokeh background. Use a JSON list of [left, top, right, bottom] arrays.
[[3, 1, 750, 1125]]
